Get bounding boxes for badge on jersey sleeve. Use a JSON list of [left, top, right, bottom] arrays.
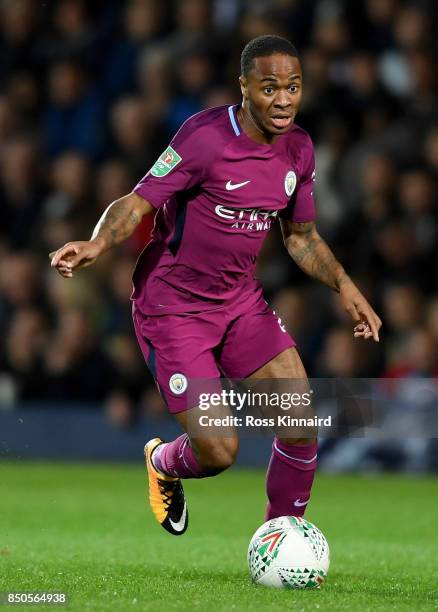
[[150, 146, 182, 177], [284, 170, 297, 196]]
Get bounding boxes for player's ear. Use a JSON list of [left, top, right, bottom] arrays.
[[239, 76, 249, 99]]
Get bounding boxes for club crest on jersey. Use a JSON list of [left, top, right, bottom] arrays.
[[169, 373, 188, 395], [150, 146, 182, 177], [284, 170, 297, 197]]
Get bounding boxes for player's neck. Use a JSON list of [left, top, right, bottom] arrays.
[[238, 102, 278, 145]]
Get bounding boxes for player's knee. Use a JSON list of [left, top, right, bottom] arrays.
[[197, 438, 239, 474]]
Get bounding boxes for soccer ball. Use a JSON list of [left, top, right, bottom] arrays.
[[247, 516, 330, 589]]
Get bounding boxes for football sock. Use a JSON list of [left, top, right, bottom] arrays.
[[152, 434, 207, 478], [265, 438, 317, 520]]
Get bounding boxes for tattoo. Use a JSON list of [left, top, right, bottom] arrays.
[[91, 196, 142, 248], [281, 220, 349, 291]]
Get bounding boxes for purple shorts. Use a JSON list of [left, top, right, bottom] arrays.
[[132, 285, 295, 413]]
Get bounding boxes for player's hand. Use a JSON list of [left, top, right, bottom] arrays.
[[339, 279, 382, 342], [49, 239, 105, 278]]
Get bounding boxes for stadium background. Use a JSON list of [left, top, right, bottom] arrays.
[[0, 0, 437, 471]]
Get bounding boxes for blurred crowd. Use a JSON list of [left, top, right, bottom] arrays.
[[0, 0, 437, 429]]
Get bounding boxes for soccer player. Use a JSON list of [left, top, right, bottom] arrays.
[[50, 35, 381, 536]]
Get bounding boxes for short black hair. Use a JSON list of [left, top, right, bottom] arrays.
[[241, 35, 299, 77]]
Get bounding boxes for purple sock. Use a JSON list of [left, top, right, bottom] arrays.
[[265, 438, 317, 520], [153, 434, 207, 478]]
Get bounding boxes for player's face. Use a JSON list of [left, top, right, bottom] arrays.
[[240, 54, 302, 139]]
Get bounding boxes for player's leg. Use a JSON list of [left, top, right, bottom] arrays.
[[248, 347, 317, 520], [144, 415, 239, 535], [218, 289, 316, 520], [145, 403, 239, 536], [133, 305, 238, 535], [152, 406, 239, 478]]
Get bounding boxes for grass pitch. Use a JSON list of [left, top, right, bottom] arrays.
[[0, 462, 437, 611]]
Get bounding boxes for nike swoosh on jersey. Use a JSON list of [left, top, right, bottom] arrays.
[[225, 180, 251, 190], [294, 498, 309, 507], [169, 501, 187, 532]]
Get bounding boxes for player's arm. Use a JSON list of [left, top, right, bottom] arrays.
[[50, 192, 153, 278], [50, 118, 211, 277], [280, 219, 382, 342]]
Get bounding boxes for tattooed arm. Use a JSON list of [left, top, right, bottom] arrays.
[[91, 192, 152, 250], [281, 219, 382, 341], [49, 192, 153, 278], [281, 220, 347, 291]]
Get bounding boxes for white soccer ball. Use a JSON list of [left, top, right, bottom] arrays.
[[247, 515, 330, 589]]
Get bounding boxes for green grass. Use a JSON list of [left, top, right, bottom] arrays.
[[0, 462, 437, 611]]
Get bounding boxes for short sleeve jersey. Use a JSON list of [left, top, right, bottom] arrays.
[[132, 104, 316, 314]]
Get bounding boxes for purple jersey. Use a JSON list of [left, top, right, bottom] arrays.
[[132, 104, 316, 314]]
